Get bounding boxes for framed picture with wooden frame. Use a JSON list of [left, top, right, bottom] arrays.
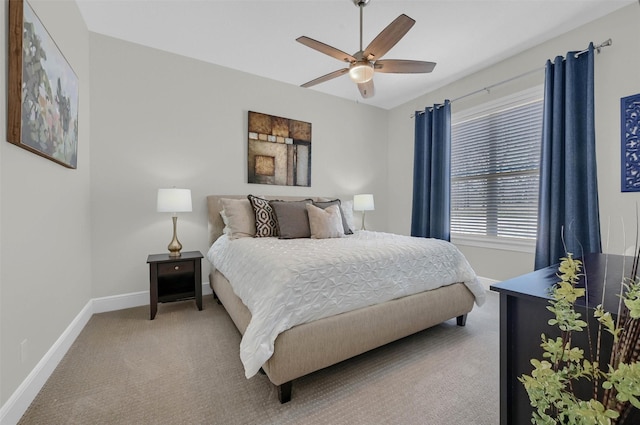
[[247, 111, 312, 187], [7, 0, 80, 169]]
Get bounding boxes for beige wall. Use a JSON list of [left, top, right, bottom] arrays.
[[0, 0, 92, 407], [88, 34, 389, 299], [387, 3, 640, 281]]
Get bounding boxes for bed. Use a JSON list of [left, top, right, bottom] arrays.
[[206, 195, 485, 403]]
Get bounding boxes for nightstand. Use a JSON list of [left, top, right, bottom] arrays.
[[146, 251, 203, 320]]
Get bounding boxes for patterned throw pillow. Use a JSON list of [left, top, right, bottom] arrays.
[[248, 195, 279, 237]]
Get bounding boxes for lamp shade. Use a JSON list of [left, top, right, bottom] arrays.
[[353, 194, 375, 211], [157, 188, 192, 213]]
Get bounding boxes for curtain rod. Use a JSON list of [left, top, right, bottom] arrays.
[[411, 38, 612, 118], [575, 38, 612, 57]]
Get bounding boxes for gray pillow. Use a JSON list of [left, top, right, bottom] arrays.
[[312, 199, 354, 235], [269, 199, 313, 239]]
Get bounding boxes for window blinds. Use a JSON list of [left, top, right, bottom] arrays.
[[451, 90, 543, 240]]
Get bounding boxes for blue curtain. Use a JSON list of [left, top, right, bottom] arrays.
[[534, 43, 601, 270], [411, 100, 451, 241]]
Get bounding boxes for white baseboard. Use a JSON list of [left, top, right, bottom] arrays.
[[0, 282, 212, 425], [93, 282, 212, 313], [92, 290, 149, 314], [0, 300, 93, 425]]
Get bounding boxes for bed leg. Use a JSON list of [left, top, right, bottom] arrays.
[[277, 381, 292, 403], [456, 314, 467, 326], [212, 290, 221, 305]]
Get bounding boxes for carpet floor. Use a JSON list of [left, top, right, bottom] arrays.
[[18, 290, 499, 425]]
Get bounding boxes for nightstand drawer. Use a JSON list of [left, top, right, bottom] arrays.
[[157, 261, 194, 275]]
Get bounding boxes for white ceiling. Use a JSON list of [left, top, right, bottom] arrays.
[[75, 0, 635, 110]]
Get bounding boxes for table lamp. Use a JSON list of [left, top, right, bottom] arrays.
[[353, 194, 374, 231], [157, 188, 192, 257]]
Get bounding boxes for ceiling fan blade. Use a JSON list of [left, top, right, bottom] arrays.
[[301, 68, 349, 88], [296, 36, 356, 63], [357, 79, 375, 99], [374, 59, 436, 74], [364, 14, 415, 60]]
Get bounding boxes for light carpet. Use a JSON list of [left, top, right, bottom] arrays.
[[19, 291, 499, 425]]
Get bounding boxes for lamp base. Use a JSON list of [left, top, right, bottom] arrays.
[[167, 216, 183, 257]]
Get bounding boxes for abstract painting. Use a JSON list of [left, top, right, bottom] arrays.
[[247, 111, 311, 186], [622, 93, 640, 192], [7, 0, 79, 169]]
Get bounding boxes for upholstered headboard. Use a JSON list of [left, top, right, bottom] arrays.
[[207, 195, 328, 245]]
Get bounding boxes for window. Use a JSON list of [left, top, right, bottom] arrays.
[[451, 87, 543, 248]]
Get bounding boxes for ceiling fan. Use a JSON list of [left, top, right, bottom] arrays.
[[296, 0, 436, 99]]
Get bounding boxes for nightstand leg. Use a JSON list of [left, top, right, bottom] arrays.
[[150, 264, 158, 320], [195, 259, 202, 311]]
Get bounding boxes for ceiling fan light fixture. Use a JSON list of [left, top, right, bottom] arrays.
[[349, 62, 374, 84], [297, 1, 434, 99]]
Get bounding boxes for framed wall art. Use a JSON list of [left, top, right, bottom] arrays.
[[7, 0, 79, 169], [621, 93, 640, 192], [247, 111, 311, 187]]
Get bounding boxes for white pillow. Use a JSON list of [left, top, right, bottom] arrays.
[[340, 199, 355, 233], [306, 203, 344, 239], [219, 198, 256, 239], [220, 210, 231, 235]]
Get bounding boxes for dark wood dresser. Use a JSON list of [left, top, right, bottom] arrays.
[[490, 253, 639, 424]]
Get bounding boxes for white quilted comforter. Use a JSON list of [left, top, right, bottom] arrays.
[[207, 231, 486, 378]]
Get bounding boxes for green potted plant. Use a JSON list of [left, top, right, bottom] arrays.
[[519, 253, 640, 424]]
